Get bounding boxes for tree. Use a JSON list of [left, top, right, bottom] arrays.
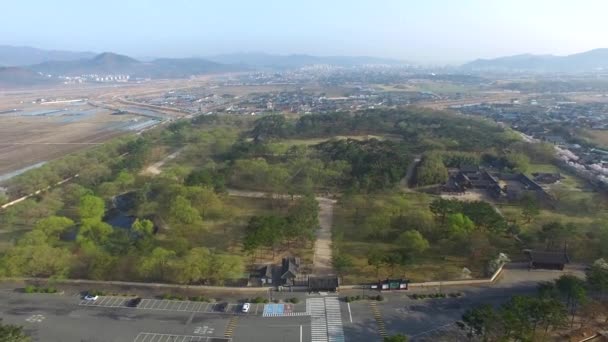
[[139, 247, 176, 281], [383, 254, 403, 277], [520, 194, 540, 223], [458, 304, 498, 341], [0, 319, 31, 342], [115, 170, 135, 192], [243, 215, 285, 259], [556, 275, 587, 327], [367, 248, 385, 278], [538, 222, 576, 250], [383, 334, 408, 342], [2, 242, 72, 278], [171, 247, 211, 284], [78, 195, 105, 221], [77, 220, 113, 246], [505, 152, 530, 173], [131, 218, 154, 237], [415, 152, 448, 186], [396, 230, 429, 259], [447, 213, 475, 236], [167, 195, 202, 226], [430, 198, 460, 224], [333, 254, 353, 279], [586, 259, 608, 299], [209, 254, 244, 284], [34, 216, 74, 242], [461, 201, 506, 233]]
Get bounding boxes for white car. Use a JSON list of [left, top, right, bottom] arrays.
[[241, 303, 251, 313], [84, 294, 99, 301]]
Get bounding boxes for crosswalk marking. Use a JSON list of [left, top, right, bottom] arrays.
[[309, 298, 329, 342], [325, 297, 345, 342]]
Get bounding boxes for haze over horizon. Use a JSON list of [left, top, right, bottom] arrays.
[[2, 0, 607, 64]]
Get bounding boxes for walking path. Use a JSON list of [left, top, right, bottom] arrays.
[[141, 148, 183, 175], [226, 189, 337, 276]]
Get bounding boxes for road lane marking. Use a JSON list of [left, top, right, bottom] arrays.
[[347, 303, 352, 323]]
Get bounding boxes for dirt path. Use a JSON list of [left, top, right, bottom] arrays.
[[400, 156, 421, 189], [141, 148, 183, 176], [313, 197, 337, 276], [226, 189, 337, 276]]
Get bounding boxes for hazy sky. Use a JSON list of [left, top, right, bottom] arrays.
[[2, 0, 607, 63]]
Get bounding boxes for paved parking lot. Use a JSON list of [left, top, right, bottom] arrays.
[[79, 296, 264, 315], [133, 333, 232, 342], [79, 295, 132, 307]]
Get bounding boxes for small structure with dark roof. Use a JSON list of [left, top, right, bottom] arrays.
[[308, 276, 340, 292], [524, 249, 570, 270], [258, 265, 274, 285], [280, 257, 300, 286], [532, 172, 563, 184]]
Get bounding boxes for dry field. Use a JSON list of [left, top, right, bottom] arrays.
[[0, 79, 211, 178], [0, 106, 140, 176]]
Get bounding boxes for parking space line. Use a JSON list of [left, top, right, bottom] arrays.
[[177, 301, 187, 311], [169, 301, 180, 311], [97, 297, 110, 305], [133, 333, 228, 342], [170, 301, 181, 311], [111, 297, 123, 307]]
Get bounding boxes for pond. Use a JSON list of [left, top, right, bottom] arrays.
[[102, 191, 138, 229]]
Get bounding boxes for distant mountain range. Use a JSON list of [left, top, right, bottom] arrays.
[[0, 67, 55, 87], [206, 52, 405, 69], [29, 52, 236, 78], [462, 48, 608, 73], [0, 46, 410, 87], [0, 45, 96, 67], [0, 51, 241, 86]]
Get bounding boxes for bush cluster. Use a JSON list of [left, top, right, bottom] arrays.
[[408, 292, 462, 299], [24, 285, 58, 294], [344, 294, 384, 302]]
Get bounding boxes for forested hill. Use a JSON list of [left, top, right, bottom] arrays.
[[250, 109, 518, 152]]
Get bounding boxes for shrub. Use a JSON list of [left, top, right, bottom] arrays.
[[24, 285, 59, 294], [376, 295, 384, 301], [251, 296, 268, 304], [189, 296, 210, 302], [160, 293, 186, 300], [288, 297, 300, 304], [88, 290, 105, 296]]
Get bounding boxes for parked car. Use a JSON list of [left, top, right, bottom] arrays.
[[242, 303, 251, 313], [127, 297, 142, 307], [215, 302, 229, 312], [83, 294, 98, 301]]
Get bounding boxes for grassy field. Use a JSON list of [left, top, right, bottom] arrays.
[[581, 129, 608, 148]]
